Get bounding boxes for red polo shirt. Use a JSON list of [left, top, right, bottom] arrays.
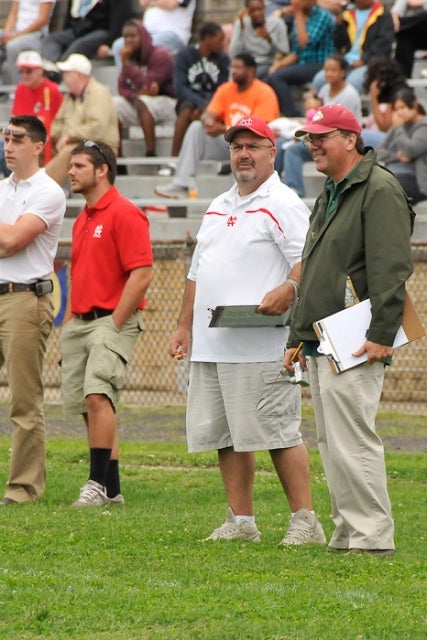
[[70, 186, 153, 313]]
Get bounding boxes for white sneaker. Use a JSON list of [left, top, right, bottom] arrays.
[[107, 493, 125, 505], [203, 507, 261, 542], [158, 162, 176, 177], [71, 480, 109, 508], [154, 183, 188, 199], [280, 509, 326, 545]]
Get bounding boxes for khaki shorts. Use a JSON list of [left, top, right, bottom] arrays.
[[60, 312, 143, 414], [113, 95, 177, 127], [186, 361, 302, 452]]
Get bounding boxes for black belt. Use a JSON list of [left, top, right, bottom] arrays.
[[74, 308, 113, 321], [0, 282, 37, 295]]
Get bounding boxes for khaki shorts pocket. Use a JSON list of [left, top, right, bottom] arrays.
[[256, 371, 299, 417], [92, 339, 131, 391]]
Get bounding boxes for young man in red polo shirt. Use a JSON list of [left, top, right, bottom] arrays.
[[61, 141, 153, 507]]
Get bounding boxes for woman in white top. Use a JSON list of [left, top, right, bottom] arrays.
[[0, 0, 56, 83]]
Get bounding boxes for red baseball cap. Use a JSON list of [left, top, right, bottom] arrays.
[[224, 116, 275, 145], [294, 104, 362, 137]]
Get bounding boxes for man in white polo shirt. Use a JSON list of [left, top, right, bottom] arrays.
[[169, 116, 326, 546], [0, 115, 65, 505]]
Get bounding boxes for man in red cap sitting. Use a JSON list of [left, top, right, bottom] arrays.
[[169, 114, 326, 546], [284, 104, 414, 556]]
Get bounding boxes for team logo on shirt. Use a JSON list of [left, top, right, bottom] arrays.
[[93, 224, 103, 238], [227, 216, 238, 227]]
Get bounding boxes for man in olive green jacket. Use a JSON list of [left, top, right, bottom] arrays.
[[284, 105, 414, 557]]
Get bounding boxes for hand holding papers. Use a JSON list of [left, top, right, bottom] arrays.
[[313, 293, 425, 374]]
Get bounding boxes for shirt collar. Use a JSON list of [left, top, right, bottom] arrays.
[[84, 185, 118, 215]]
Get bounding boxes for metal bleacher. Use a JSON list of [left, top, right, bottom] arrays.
[[2, 54, 427, 244]]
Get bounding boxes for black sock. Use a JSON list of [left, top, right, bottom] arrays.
[[105, 459, 121, 498], [89, 448, 112, 488]]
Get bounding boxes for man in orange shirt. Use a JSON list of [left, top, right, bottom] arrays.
[[155, 53, 279, 198]]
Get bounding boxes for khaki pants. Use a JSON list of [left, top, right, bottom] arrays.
[[309, 356, 395, 550], [0, 292, 53, 502]]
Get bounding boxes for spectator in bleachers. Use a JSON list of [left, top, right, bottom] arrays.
[[376, 87, 427, 203], [391, 0, 427, 79], [361, 56, 408, 146], [0, 0, 56, 84], [228, 0, 289, 80], [113, 20, 175, 158], [0, 49, 63, 176], [154, 53, 279, 199], [112, 0, 196, 69], [46, 53, 119, 185], [170, 21, 229, 160], [12, 50, 63, 161], [312, 0, 395, 94], [41, 0, 134, 63], [282, 53, 362, 196], [266, 0, 335, 116]]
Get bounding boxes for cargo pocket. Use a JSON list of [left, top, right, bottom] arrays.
[[94, 339, 131, 390], [256, 371, 299, 417]]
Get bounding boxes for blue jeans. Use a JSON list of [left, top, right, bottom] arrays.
[[267, 63, 323, 116], [0, 138, 11, 177], [283, 141, 312, 196]]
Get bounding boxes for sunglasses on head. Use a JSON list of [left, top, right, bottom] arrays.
[[2, 127, 32, 143], [83, 140, 112, 170]]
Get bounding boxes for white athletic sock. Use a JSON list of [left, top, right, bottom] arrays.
[[235, 515, 255, 525]]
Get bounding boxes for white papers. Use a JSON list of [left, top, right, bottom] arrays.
[[313, 294, 424, 374]]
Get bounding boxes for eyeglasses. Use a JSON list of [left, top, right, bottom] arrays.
[[302, 132, 343, 147], [18, 68, 37, 75], [83, 140, 111, 170], [229, 142, 274, 153], [2, 127, 32, 143]]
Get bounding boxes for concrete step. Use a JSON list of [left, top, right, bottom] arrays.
[[302, 163, 324, 198], [92, 64, 118, 94], [413, 201, 427, 242], [60, 213, 203, 243], [122, 137, 173, 159], [116, 156, 223, 176], [67, 174, 234, 199]]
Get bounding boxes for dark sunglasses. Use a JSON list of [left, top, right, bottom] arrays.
[[83, 140, 112, 170]]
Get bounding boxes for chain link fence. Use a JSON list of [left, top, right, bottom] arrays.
[[0, 242, 426, 414]]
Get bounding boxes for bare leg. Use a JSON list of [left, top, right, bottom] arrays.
[[85, 393, 116, 449], [270, 444, 313, 512], [172, 106, 194, 156], [136, 100, 156, 155], [218, 447, 256, 515], [83, 399, 119, 459]]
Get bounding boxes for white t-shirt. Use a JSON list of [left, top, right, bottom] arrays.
[[318, 82, 362, 120], [188, 172, 310, 363], [0, 169, 66, 283], [16, 0, 56, 35], [143, 0, 196, 45]]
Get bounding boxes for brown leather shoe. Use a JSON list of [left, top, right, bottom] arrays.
[[0, 497, 18, 505]]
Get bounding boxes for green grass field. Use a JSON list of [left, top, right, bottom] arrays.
[[0, 434, 426, 640]]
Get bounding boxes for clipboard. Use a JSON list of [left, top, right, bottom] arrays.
[[312, 292, 425, 374], [209, 305, 292, 328]]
